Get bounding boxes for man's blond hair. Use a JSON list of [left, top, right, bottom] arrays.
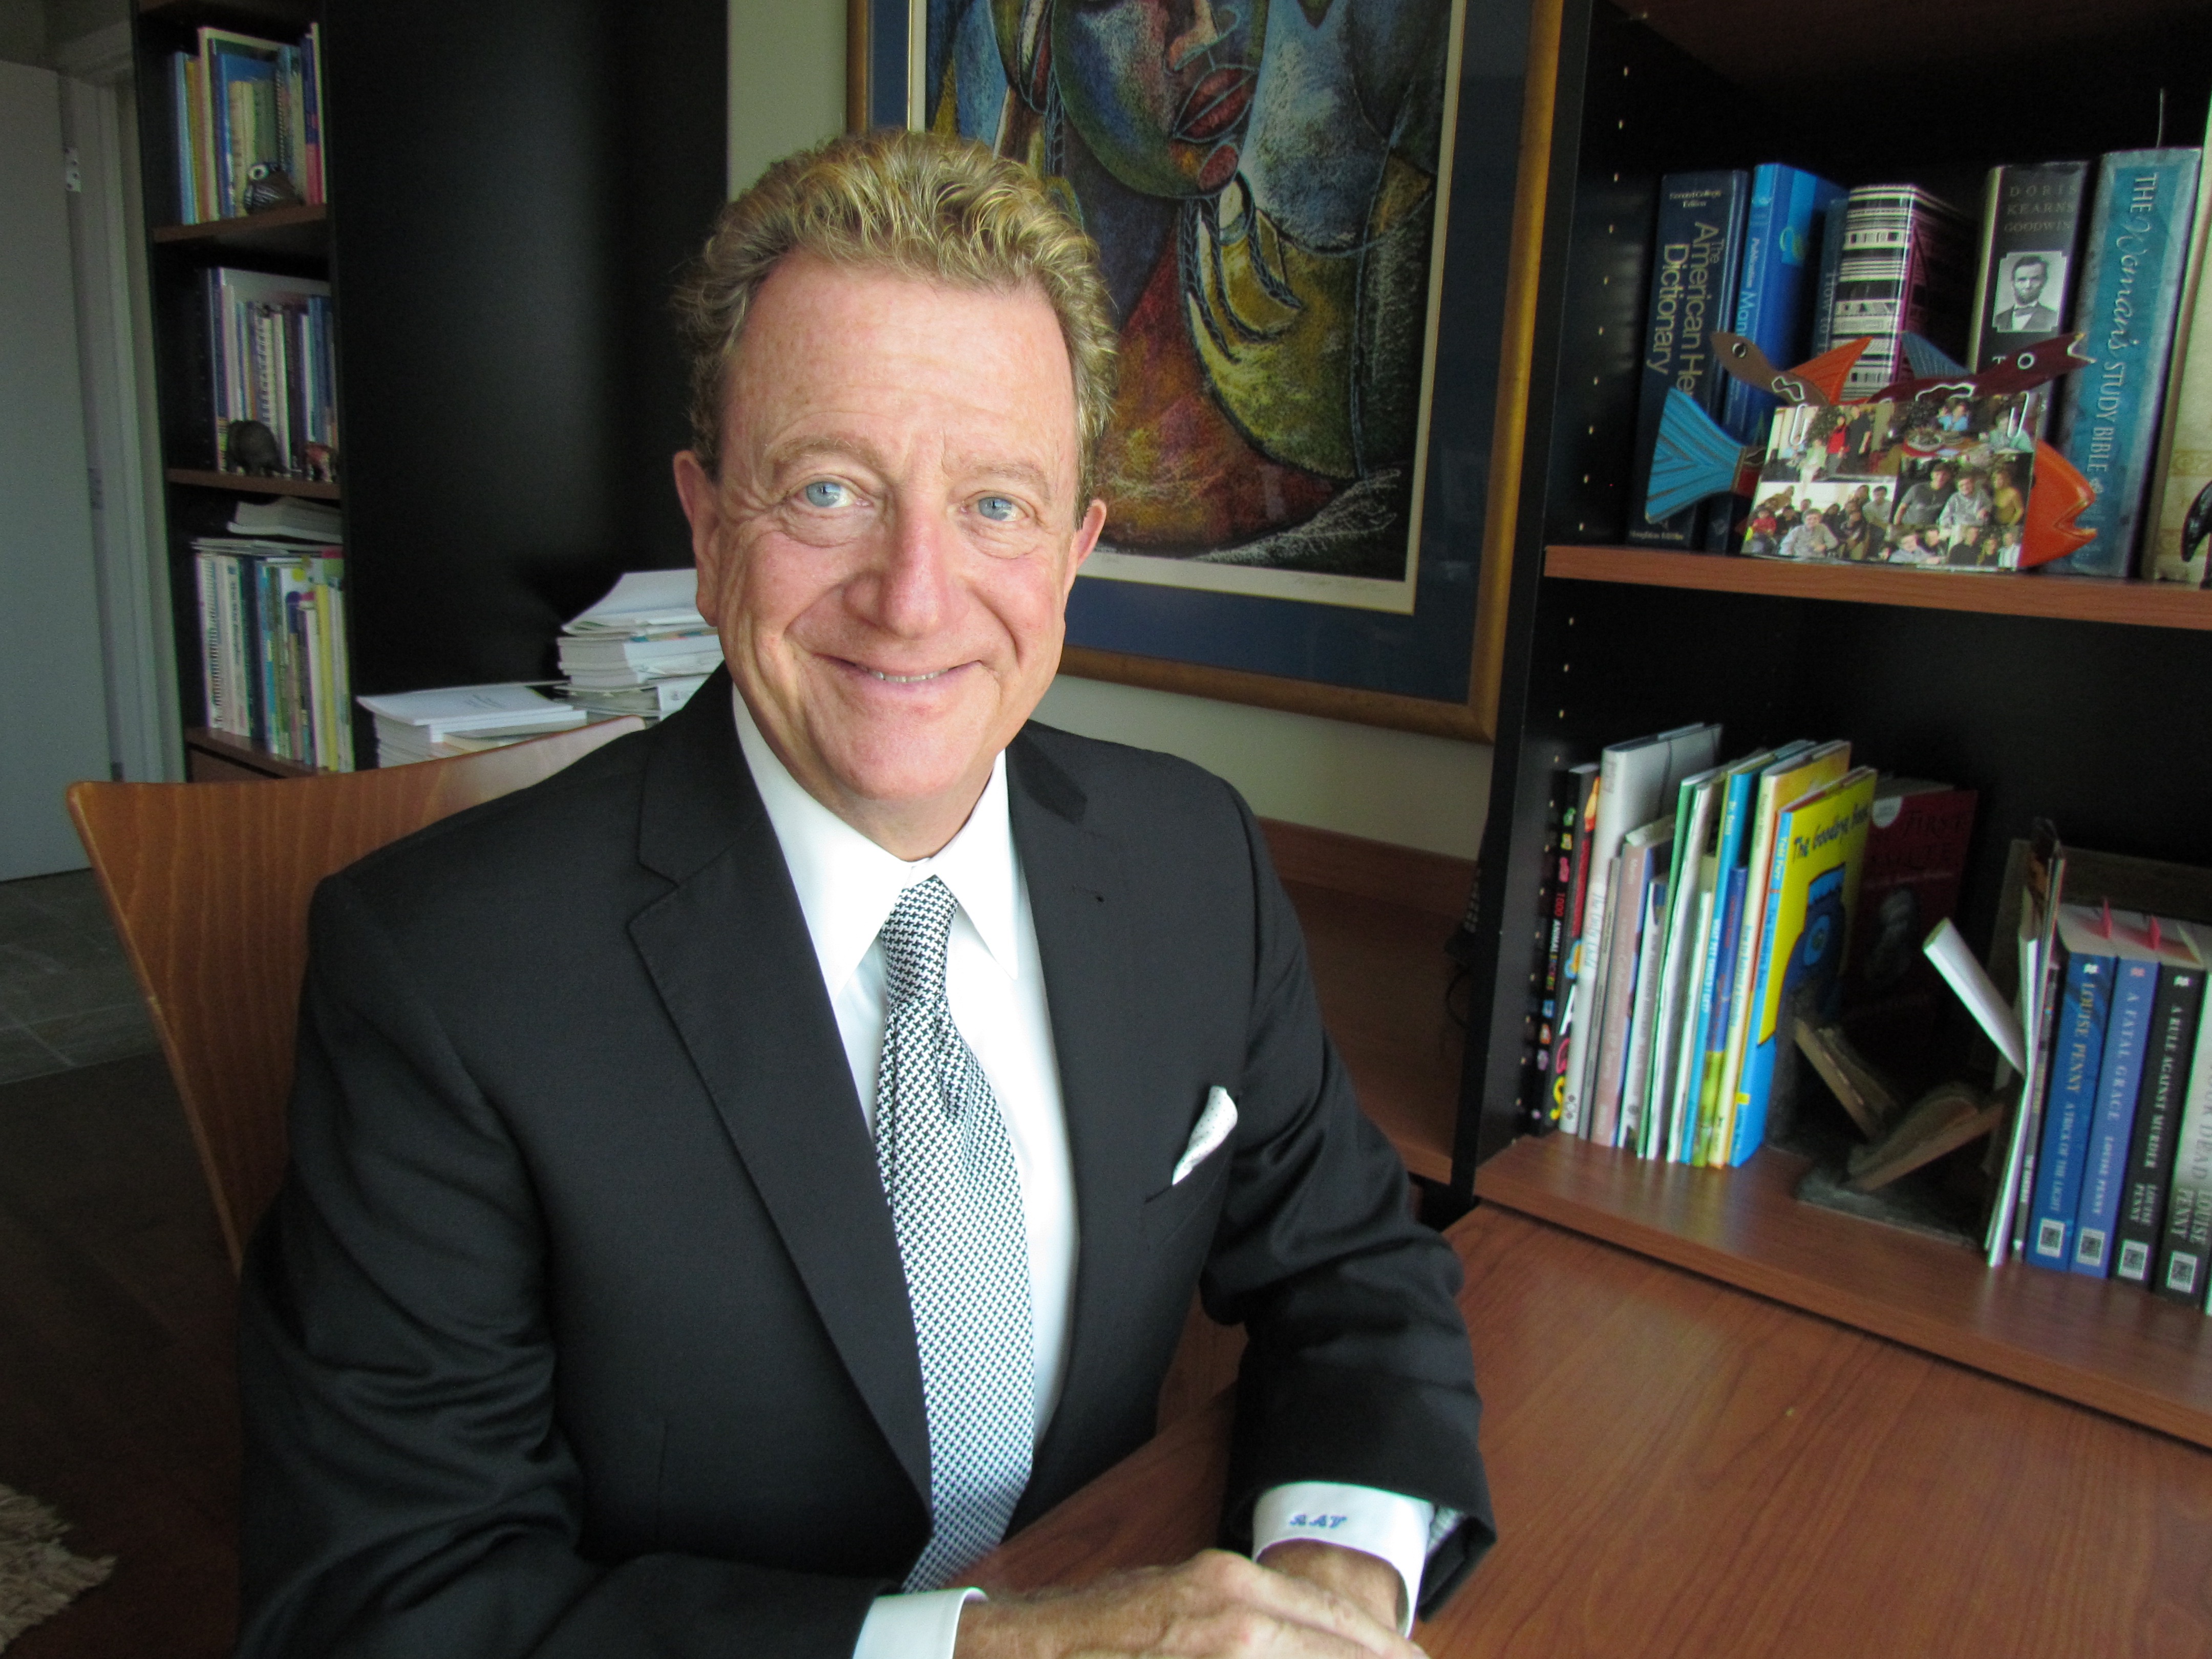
[[673, 129, 1117, 505]]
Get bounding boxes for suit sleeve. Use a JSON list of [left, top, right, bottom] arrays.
[[1200, 792, 1497, 1618], [235, 876, 890, 1658]]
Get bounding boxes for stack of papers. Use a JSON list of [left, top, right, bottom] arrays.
[[358, 683, 586, 767], [556, 569, 719, 720], [227, 496, 344, 543]]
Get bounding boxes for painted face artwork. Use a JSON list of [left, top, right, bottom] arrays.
[[1053, 0, 1272, 197]]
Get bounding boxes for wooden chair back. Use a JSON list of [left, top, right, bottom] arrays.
[[67, 718, 644, 1268]]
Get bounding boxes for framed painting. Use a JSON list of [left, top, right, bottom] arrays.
[[847, 0, 1560, 740]]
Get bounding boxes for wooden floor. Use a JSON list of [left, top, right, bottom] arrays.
[[0, 1054, 237, 1658]]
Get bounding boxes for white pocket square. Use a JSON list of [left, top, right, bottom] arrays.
[[1172, 1087, 1238, 1185]]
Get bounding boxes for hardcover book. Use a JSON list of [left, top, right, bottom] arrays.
[[2154, 923, 2212, 1303], [2051, 148, 2205, 577], [1628, 172, 1750, 549], [1967, 161, 2092, 371], [1828, 184, 1973, 400], [2144, 102, 2212, 583], [1723, 165, 1848, 442], [2114, 951, 2207, 1284], [1709, 165, 1845, 551], [1842, 781, 1978, 1046]]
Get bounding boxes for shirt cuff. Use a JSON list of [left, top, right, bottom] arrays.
[[1253, 1483, 1434, 1636], [852, 1587, 982, 1659]]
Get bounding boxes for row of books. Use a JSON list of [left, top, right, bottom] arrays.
[[1994, 843, 2212, 1310], [1524, 722, 1976, 1171], [1627, 117, 2212, 585], [165, 25, 327, 226], [193, 499, 353, 772], [196, 267, 337, 483]]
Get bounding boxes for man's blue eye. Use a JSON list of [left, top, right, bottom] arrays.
[[977, 495, 1017, 522], [801, 481, 848, 508]]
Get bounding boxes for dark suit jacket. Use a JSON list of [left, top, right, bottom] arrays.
[[236, 673, 1494, 1657]]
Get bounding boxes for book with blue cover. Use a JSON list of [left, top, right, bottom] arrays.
[[1629, 171, 1750, 550], [1689, 743, 1809, 1164], [2026, 906, 2118, 1271], [1707, 165, 1845, 551], [2051, 148, 2205, 577], [1809, 193, 1851, 354], [2069, 913, 2200, 1277], [1722, 165, 1847, 442]]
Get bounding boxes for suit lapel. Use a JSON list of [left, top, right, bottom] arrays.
[[627, 678, 930, 1504], [1005, 733, 1153, 1525]]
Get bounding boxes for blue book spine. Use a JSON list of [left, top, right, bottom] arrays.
[[1721, 165, 1846, 442], [1693, 865, 1748, 1163], [171, 54, 196, 223], [2027, 947, 2114, 1269], [2051, 149, 2204, 577], [2071, 956, 2159, 1275], [1809, 194, 1850, 354], [1629, 170, 1751, 549], [1729, 818, 1797, 1166]]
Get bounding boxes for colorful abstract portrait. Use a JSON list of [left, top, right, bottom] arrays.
[[919, 0, 1467, 614]]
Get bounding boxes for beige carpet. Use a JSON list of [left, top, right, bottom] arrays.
[[0, 1485, 112, 1651]]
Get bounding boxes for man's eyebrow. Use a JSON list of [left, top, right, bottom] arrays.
[[761, 433, 891, 475], [958, 456, 1057, 498]]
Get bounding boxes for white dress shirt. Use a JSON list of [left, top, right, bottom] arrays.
[[731, 694, 1438, 1654]]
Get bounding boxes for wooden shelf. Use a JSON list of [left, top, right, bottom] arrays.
[[1474, 1132, 2212, 1448], [151, 201, 327, 259], [184, 726, 332, 781], [1547, 543, 2212, 631], [1261, 820, 1473, 1187], [166, 467, 339, 502]]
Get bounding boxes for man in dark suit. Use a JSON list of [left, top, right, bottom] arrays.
[[237, 131, 1492, 1658]]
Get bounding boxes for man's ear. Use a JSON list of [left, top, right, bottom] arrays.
[[1065, 498, 1107, 596], [673, 449, 727, 625]]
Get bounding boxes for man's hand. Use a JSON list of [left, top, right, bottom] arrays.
[[1257, 1539, 1406, 1635], [955, 1548, 1423, 1657]]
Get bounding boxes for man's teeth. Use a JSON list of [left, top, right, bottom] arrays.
[[868, 667, 947, 684]]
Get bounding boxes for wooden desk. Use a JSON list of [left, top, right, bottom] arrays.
[[975, 1206, 2212, 1656]]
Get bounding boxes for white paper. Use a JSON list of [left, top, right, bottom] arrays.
[[564, 568, 705, 633], [1923, 919, 2027, 1076]]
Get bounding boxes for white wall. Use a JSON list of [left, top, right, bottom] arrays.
[[726, 0, 846, 196], [723, 0, 1495, 859]]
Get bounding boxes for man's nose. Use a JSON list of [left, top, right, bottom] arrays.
[[859, 502, 957, 637]]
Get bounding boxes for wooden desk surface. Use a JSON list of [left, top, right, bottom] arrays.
[[974, 1206, 2212, 1657]]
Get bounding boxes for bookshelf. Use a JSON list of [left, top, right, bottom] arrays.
[[129, 0, 729, 779], [1451, 0, 2212, 1439]]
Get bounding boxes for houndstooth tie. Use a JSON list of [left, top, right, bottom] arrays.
[[874, 877, 1035, 1591]]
